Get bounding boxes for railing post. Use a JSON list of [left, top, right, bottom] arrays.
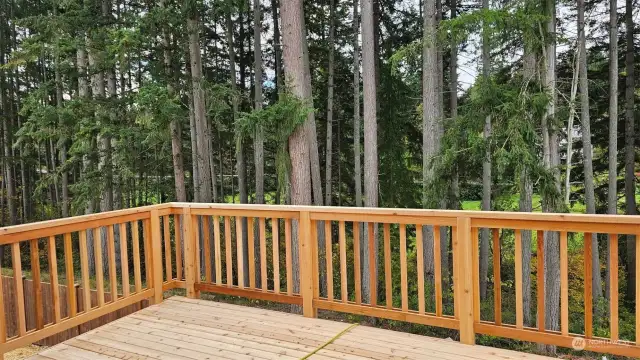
[[455, 216, 475, 345], [182, 207, 198, 299], [150, 210, 164, 304], [299, 211, 317, 318]]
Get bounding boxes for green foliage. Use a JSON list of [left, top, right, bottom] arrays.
[[236, 93, 313, 197]]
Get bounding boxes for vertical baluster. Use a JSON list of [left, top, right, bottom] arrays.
[[610, 233, 618, 340], [536, 230, 545, 331], [30, 239, 44, 329], [471, 227, 479, 323], [272, 218, 280, 293], [194, 217, 201, 284], [236, 216, 245, 289], [416, 225, 425, 314], [368, 222, 376, 306], [383, 223, 391, 309], [0, 249, 5, 343], [492, 228, 501, 326], [311, 220, 320, 301], [285, 218, 293, 295], [400, 224, 408, 312], [203, 216, 212, 283], [434, 226, 442, 316], [79, 231, 92, 312], [326, 221, 334, 301], [164, 216, 172, 282], [12, 242, 26, 335], [585, 232, 593, 338], [248, 217, 255, 289], [93, 228, 104, 307], [132, 221, 142, 293], [515, 229, 523, 329], [225, 216, 233, 286], [560, 231, 569, 336], [143, 219, 153, 289], [183, 210, 197, 298], [47, 236, 61, 323], [339, 221, 348, 303], [151, 210, 164, 304], [353, 222, 361, 305], [214, 216, 222, 285], [108, 226, 117, 302], [120, 223, 130, 298], [64, 233, 77, 317], [175, 216, 183, 281], [260, 218, 267, 291], [635, 232, 640, 345]]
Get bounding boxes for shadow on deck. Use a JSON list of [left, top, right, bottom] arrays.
[[29, 296, 553, 360]]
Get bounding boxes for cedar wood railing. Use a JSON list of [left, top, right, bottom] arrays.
[[0, 202, 639, 357]]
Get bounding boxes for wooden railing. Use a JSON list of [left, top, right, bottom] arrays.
[[1, 203, 639, 357]]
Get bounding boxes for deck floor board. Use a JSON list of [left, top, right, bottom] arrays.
[[29, 296, 554, 360]]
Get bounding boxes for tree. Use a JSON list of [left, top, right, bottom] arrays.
[[362, 0, 378, 303], [280, 0, 314, 295], [325, 0, 336, 206], [422, 0, 441, 288], [624, 0, 636, 302], [479, 0, 491, 301], [187, 1, 214, 204], [578, 0, 602, 302], [353, 0, 362, 209]]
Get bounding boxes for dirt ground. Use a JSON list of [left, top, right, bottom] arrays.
[[4, 345, 45, 360]]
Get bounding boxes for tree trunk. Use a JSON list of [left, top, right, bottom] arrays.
[[422, 0, 441, 291], [578, 0, 602, 302], [226, 5, 249, 285], [187, 8, 213, 204], [280, 0, 314, 300], [521, 44, 536, 327], [325, 0, 336, 207], [605, 0, 618, 301], [624, 0, 636, 303], [353, 0, 362, 210], [271, 0, 283, 95], [0, 30, 16, 226], [161, 0, 187, 203], [479, 0, 491, 301], [564, 46, 579, 207], [541, 0, 561, 352], [362, 0, 378, 305], [253, 0, 265, 287]]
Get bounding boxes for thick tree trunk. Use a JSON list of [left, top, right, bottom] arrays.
[[624, 0, 636, 303], [362, 0, 378, 305], [161, 0, 187, 203], [578, 0, 602, 302], [422, 0, 441, 291], [605, 0, 618, 301], [541, 0, 561, 352], [353, 0, 362, 210], [521, 47, 536, 327], [479, 0, 491, 301], [280, 0, 313, 299], [187, 11, 213, 204], [325, 0, 336, 207], [226, 6, 249, 285], [253, 0, 265, 287]]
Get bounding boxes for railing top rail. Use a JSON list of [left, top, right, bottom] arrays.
[[1, 202, 639, 243], [0, 204, 170, 243], [171, 202, 640, 225]]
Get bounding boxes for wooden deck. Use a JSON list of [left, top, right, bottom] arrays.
[[27, 296, 553, 360]]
